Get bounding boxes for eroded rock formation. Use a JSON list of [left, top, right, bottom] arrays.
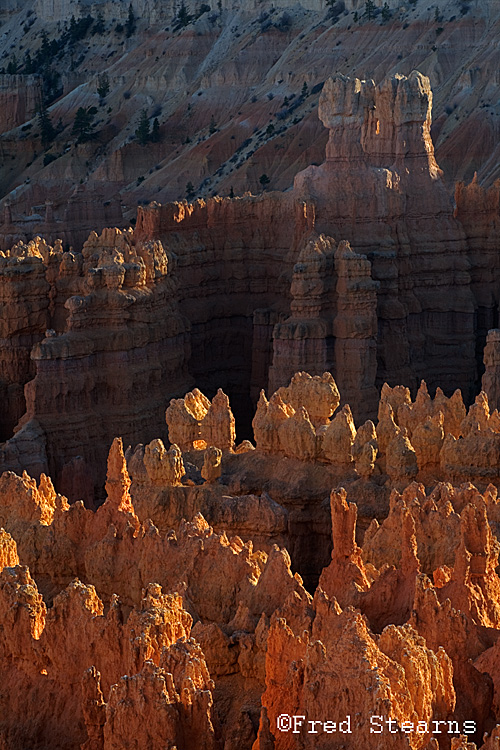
[[3, 389, 500, 748], [2, 69, 500, 491], [0, 228, 192, 501]]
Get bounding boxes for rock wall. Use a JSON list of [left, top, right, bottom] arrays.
[[136, 194, 299, 435], [135, 71, 499, 428], [295, 71, 477, 398], [482, 329, 500, 412], [0, 230, 192, 500], [455, 177, 500, 375], [0, 74, 42, 133]]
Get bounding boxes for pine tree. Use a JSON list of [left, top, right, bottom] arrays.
[[97, 72, 110, 101], [259, 174, 270, 190], [365, 0, 376, 20], [6, 55, 18, 74], [229, 186, 234, 198], [151, 118, 161, 142], [125, 4, 136, 37], [382, 2, 391, 21], [72, 106, 97, 143], [93, 11, 105, 34], [38, 102, 56, 150], [68, 16, 79, 44], [186, 181, 195, 198], [353, 11, 358, 21], [209, 115, 217, 134], [135, 110, 150, 145], [39, 30, 52, 63], [177, 1, 192, 27], [301, 81, 308, 98], [23, 52, 34, 74]]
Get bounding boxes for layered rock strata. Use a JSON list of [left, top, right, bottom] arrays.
[[125, 373, 500, 593], [2, 72, 500, 484], [295, 71, 477, 398], [482, 329, 500, 412], [0, 229, 192, 501], [267, 234, 379, 422], [135, 71, 500, 433]]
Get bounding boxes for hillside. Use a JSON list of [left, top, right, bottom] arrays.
[[0, 0, 499, 245]]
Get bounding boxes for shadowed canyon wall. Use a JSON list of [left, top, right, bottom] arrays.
[[1, 71, 499, 497]]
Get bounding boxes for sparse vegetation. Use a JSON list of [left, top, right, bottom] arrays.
[[72, 106, 97, 143], [326, 0, 345, 23], [97, 72, 110, 101], [274, 11, 292, 31], [125, 5, 136, 37], [175, 1, 193, 29], [68, 14, 94, 44], [93, 11, 105, 35], [364, 0, 376, 20], [197, 4, 211, 17], [43, 153, 58, 166], [38, 101, 56, 150]]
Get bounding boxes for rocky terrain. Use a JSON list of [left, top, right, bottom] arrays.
[[1, 66, 498, 489], [3, 372, 500, 748], [0, 0, 499, 246]]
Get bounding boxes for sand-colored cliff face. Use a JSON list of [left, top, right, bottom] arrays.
[[5, 379, 500, 748]]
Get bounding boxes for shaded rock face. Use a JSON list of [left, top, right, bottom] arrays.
[[268, 233, 380, 422], [135, 71, 498, 431], [0, 230, 192, 500], [482, 329, 500, 412], [0, 74, 41, 132], [1, 71, 500, 495], [135, 193, 300, 437], [295, 71, 477, 399], [456, 180, 500, 374]]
